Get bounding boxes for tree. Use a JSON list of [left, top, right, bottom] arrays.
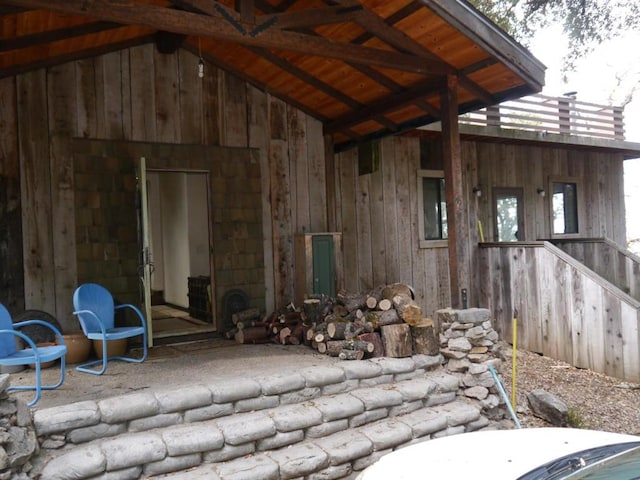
[[470, 0, 640, 72]]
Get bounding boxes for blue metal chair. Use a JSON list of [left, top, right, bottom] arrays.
[[0, 304, 67, 406], [73, 283, 148, 375]]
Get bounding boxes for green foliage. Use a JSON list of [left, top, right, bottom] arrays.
[[468, 0, 640, 72]]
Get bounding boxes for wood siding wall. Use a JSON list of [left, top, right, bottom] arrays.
[[334, 137, 451, 320], [0, 45, 326, 331], [479, 242, 640, 383], [468, 142, 627, 245]]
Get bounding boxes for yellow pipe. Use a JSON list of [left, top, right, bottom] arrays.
[[512, 316, 517, 408], [477, 220, 485, 242]]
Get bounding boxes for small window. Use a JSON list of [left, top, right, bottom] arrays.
[[418, 170, 447, 247], [552, 181, 579, 234]]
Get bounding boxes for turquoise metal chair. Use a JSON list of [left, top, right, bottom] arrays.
[[0, 304, 67, 406], [73, 283, 148, 375]]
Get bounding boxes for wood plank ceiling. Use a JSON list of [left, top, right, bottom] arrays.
[[0, 0, 546, 151]]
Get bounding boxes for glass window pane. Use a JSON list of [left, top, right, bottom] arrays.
[[496, 195, 519, 241], [552, 182, 578, 234], [422, 177, 447, 240]]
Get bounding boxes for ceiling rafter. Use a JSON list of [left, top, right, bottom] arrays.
[[0, 34, 153, 79], [0, 20, 122, 52], [326, 77, 447, 134], [6, 0, 437, 74]]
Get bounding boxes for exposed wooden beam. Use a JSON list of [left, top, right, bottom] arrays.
[[259, 4, 363, 30], [235, 0, 255, 23], [325, 77, 446, 134], [440, 74, 469, 309], [0, 35, 153, 79], [3, 0, 434, 74], [0, 21, 121, 52]]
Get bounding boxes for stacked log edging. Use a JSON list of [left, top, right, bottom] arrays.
[[0, 375, 39, 479]]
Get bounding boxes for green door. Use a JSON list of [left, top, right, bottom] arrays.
[[312, 235, 335, 297]]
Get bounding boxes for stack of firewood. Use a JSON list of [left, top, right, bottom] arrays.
[[226, 283, 439, 361]]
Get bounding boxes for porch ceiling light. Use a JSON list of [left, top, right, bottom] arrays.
[[537, 188, 546, 197], [473, 186, 482, 197]]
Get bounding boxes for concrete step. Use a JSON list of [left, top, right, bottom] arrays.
[[34, 354, 503, 479]]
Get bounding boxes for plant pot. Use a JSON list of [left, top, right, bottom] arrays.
[[93, 338, 128, 359], [57, 332, 91, 364], [28, 342, 56, 369]]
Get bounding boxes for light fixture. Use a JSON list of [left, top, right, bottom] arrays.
[[198, 57, 204, 78], [472, 186, 482, 197], [537, 188, 546, 197]]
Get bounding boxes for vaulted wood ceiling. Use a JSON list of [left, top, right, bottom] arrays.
[[0, 0, 546, 151]]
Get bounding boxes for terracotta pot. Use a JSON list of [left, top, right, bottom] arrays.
[[57, 332, 91, 364], [93, 338, 128, 359]]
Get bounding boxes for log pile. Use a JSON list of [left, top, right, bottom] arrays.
[[226, 283, 439, 361]]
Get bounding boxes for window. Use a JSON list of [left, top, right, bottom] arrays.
[[418, 170, 447, 247], [551, 180, 579, 234]]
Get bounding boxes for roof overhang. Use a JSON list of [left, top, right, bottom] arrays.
[[0, 0, 546, 152]]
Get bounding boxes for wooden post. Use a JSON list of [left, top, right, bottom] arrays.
[[440, 74, 470, 308]]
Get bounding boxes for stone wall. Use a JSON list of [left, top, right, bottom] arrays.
[[0, 376, 39, 479], [9, 308, 511, 479]]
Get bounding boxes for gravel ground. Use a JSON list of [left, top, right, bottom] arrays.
[[497, 343, 640, 435]]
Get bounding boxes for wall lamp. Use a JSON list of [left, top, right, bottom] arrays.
[[472, 186, 482, 197], [537, 188, 546, 197]]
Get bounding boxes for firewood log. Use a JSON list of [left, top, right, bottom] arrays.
[[302, 298, 321, 326], [279, 326, 292, 344], [411, 319, 439, 355], [365, 285, 383, 309], [231, 307, 261, 325], [325, 340, 374, 357], [377, 298, 392, 311], [336, 291, 368, 312], [381, 283, 415, 301], [392, 293, 423, 326], [381, 323, 412, 357], [235, 326, 269, 344], [327, 321, 349, 340], [358, 332, 384, 358], [333, 304, 349, 317], [316, 341, 327, 354], [339, 349, 364, 360], [236, 319, 265, 330], [365, 309, 401, 329]]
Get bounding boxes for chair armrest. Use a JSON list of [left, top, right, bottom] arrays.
[[13, 319, 66, 346], [0, 329, 43, 361], [114, 303, 147, 328]]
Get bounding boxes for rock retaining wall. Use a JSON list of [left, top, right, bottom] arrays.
[[8, 308, 510, 479]]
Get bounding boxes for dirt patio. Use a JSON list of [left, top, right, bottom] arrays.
[[7, 336, 339, 410]]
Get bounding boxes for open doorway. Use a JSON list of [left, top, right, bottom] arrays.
[[145, 170, 216, 340]]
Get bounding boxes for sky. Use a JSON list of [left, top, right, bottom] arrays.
[[528, 26, 640, 252]]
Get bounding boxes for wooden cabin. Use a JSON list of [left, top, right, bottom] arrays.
[[1, 1, 640, 380]]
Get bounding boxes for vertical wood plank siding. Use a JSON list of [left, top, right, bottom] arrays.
[[479, 242, 640, 383], [0, 77, 23, 314], [4, 46, 324, 330], [335, 137, 450, 320]]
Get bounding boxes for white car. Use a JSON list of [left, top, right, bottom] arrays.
[[356, 428, 640, 480]]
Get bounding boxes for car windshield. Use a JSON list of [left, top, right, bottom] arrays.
[[518, 442, 640, 480]]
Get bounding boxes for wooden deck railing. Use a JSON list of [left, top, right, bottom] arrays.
[[461, 93, 625, 141], [550, 238, 640, 302], [478, 241, 640, 382]]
